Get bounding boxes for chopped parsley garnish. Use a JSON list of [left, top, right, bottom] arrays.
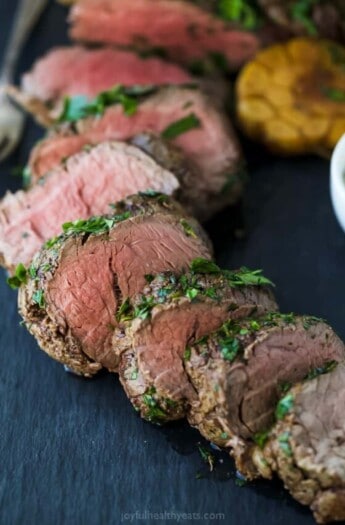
[[180, 219, 197, 238], [12, 165, 32, 188], [323, 87, 345, 103], [142, 387, 167, 423], [305, 360, 338, 381], [218, 0, 261, 30], [220, 337, 241, 362], [275, 393, 294, 420], [185, 288, 199, 300], [133, 296, 156, 320], [253, 430, 269, 449], [161, 113, 201, 140], [32, 289, 45, 309], [190, 258, 221, 275], [279, 381, 292, 394], [144, 274, 155, 284], [226, 267, 274, 287], [289, 0, 318, 36], [130, 369, 139, 380], [198, 445, 215, 471], [116, 298, 133, 323], [7, 263, 27, 289], [189, 258, 274, 287], [62, 212, 131, 236], [278, 432, 293, 457], [183, 347, 192, 361], [58, 85, 155, 122], [302, 315, 324, 330]]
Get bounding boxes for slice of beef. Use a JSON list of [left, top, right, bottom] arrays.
[[18, 195, 212, 377], [183, 314, 345, 470], [26, 131, 210, 221], [68, 0, 260, 70], [252, 363, 345, 524], [26, 86, 245, 220], [0, 141, 180, 271], [20, 46, 192, 103], [117, 270, 277, 423]]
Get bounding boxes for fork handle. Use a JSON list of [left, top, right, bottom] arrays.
[[0, 0, 49, 86]]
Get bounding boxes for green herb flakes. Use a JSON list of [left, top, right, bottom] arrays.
[[161, 113, 201, 140], [180, 219, 197, 238], [58, 85, 155, 123], [116, 298, 133, 323], [62, 212, 131, 236], [190, 258, 221, 275], [183, 347, 192, 361], [218, 0, 261, 30], [253, 430, 269, 449], [305, 360, 338, 381], [7, 263, 27, 289], [134, 296, 155, 320], [290, 0, 318, 36], [198, 445, 215, 471], [220, 337, 241, 362], [32, 289, 45, 309], [275, 393, 294, 420], [278, 432, 293, 457], [142, 387, 167, 423]]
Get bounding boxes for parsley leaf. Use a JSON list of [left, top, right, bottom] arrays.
[[275, 393, 294, 420], [7, 263, 28, 289], [62, 212, 131, 236], [161, 113, 201, 140], [218, 0, 261, 30], [58, 85, 155, 123]]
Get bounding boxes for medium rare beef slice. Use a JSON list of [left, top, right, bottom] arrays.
[[252, 363, 345, 524], [68, 0, 260, 69], [26, 86, 245, 221], [18, 195, 212, 377], [0, 141, 180, 272], [183, 314, 345, 467], [20, 46, 192, 103], [117, 262, 277, 423]]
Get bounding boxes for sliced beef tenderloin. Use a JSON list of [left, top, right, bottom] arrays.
[[183, 313, 345, 472], [68, 0, 260, 70], [18, 195, 212, 377], [0, 141, 180, 272], [116, 265, 277, 423], [26, 131, 206, 220], [20, 46, 192, 103], [251, 363, 345, 524], [26, 85, 245, 221]]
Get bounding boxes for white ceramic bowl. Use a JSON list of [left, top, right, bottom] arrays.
[[330, 133, 345, 233]]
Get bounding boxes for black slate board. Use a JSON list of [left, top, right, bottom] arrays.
[[1, 2, 345, 524]]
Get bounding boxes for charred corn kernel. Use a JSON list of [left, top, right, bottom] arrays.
[[272, 66, 305, 88], [236, 37, 345, 155], [286, 38, 330, 66], [256, 44, 290, 70], [264, 120, 306, 155], [237, 98, 275, 136], [236, 62, 270, 97], [325, 118, 345, 150]]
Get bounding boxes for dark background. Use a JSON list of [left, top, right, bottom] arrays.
[[1, 1, 345, 524]]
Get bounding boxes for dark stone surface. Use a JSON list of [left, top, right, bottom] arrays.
[[0, 2, 344, 524]]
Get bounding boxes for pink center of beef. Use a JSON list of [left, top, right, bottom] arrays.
[[46, 216, 211, 370]]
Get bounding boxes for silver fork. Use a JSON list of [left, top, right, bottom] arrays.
[[0, 0, 48, 162]]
